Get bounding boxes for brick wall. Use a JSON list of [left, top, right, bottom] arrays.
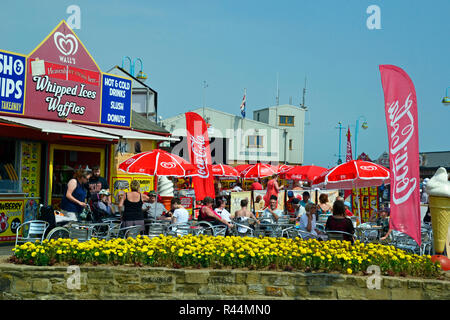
[[0, 262, 449, 300]]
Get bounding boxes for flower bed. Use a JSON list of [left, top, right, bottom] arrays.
[[10, 235, 442, 278]]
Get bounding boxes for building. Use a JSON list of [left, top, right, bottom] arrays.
[[375, 151, 450, 178], [107, 66, 158, 123], [0, 20, 174, 242], [161, 104, 305, 165], [253, 104, 306, 166]]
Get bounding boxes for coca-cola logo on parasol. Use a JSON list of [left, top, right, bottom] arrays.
[[360, 165, 378, 171], [53, 32, 78, 56], [160, 162, 176, 169]]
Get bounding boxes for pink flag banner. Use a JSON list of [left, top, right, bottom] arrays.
[[379, 65, 421, 246]]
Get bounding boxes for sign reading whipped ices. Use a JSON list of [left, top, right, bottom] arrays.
[[32, 74, 96, 118]]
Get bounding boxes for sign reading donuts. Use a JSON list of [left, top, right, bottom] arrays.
[[0, 200, 24, 242]]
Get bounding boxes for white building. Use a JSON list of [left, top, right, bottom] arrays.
[[161, 104, 305, 165]]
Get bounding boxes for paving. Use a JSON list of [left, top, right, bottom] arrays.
[[0, 244, 15, 257]]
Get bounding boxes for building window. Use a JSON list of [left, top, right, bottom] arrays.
[[279, 115, 294, 126], [256, 113, 260, 121], [289, 139, 293, 150], [247, 135, 264, 148]]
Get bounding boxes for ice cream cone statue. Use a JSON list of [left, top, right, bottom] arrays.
[[425, 167, 450, 254]]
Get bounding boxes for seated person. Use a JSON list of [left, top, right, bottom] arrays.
[[298, 202, 322, 238], [286, 191, 302, 216], [344, 201, 354, 217], [170, 197, 189, 225], [214, 198, 232, 223], [377, 208, 391, 241], [96, 189, 116, 217], [234, 199, 259, 233], [317, 194, 332, 215], [325, 200, 355, 242], [199, 196, 233, 229], [292, 197, 306, 222], [260, 195, 282, 224], [142, 191, 167, 220]]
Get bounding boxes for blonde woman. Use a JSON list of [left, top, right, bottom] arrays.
[[118, 180, 150, 229]]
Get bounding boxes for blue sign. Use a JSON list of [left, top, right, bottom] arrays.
[[100, 74, 132, 127], [0, 50, 26, 115]]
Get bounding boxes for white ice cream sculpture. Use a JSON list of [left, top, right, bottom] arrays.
[[157, 176, 174, 197], [425, 167, 450, 254]]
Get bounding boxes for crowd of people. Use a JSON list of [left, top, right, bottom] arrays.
[[56, 167, 397, 244]]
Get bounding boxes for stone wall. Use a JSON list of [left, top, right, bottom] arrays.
[[0, 262, 449, 300]]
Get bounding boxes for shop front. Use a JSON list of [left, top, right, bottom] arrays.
[[0, 20, 173, 242]]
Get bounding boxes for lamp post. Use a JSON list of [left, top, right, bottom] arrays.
[[336, 122, 343, 165], [442, 87, 450, 104], [354, 116, 368, 159], [122, 56, 147, 80], [202, 80, 208, 118]]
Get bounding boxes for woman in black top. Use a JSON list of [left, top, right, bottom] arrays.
[[118, 180, 150, 230], [325, 200, 355, 242]]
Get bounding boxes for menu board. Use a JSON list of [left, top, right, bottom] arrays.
[[20, 142, 41, 198], [0, 200, 24, 242], [352, 187, 379, 223]]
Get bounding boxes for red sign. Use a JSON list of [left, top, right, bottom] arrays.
[[185, 112, 215, 201], [379, 65, 421, 246], [24, 20, 102, 124]]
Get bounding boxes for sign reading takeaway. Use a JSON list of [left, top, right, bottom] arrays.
[[0, 20, 131, 128]]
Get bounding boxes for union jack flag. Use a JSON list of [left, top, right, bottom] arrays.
[[240, 90, 246, 118]]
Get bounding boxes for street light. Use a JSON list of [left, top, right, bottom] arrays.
[[354, 116, 368, 159], [336, 122, 344, 165], [122, 56, 147, 80], [442, 87, 450, 105]]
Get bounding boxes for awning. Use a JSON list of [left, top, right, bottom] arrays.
[[77, 124, 179, 141], [0, 116, 118, 140]]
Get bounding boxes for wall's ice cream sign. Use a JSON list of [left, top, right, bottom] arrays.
[[0, 20, 132, 127]]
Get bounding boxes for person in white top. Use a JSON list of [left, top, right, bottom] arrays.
[[298, 202, 320, 237], [170, 197, 189, 224], [214, 198, 231, 222], [231, 182, 243, 192]]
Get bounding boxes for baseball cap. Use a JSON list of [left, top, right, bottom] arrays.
[[288, 191, 294, 197], [99, 189, 110, 196], [147, 191, 157, 197], [344, 201, 351, 209]]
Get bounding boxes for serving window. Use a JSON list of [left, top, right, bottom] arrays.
[[0, 139, 20, 193], [49, 144, 105, 208]]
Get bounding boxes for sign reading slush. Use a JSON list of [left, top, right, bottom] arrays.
[[0, 50, 26, 115], [100, 74, 131, 127]]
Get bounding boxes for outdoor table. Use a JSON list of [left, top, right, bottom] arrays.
[[355, 224, 383, 243]]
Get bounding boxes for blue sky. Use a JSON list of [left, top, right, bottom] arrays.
[[1, 0, 449, 167]]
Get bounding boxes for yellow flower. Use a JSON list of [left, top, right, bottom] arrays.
[[57, 250, 62, 255], [347, 268, 353, 274], [31, 252, 37, 257]]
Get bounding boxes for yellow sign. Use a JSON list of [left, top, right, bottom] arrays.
[[111, 176, 154, 203], [20, 142, 41, 198], [0, 200, 24, 242]]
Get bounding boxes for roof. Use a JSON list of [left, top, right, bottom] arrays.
[[162, 107, 281, 130], [419, 151, 450, 168], [106, 66, 157, 93], [253, 104, 307, 113], [131, 110, 169, 135]]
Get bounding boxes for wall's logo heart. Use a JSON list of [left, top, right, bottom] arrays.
[[53, 32, 78, 56], [161, 162, 176, 169], [360, 165, 377, 171]]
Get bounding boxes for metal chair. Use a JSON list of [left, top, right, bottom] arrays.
[[325, 230, 356, 243], [232, 222, 255, 237], [196, 221, 228, 236], [166, 223, 192, 237], [145, 221, 169, 238], [15, 220, 49, 246]]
